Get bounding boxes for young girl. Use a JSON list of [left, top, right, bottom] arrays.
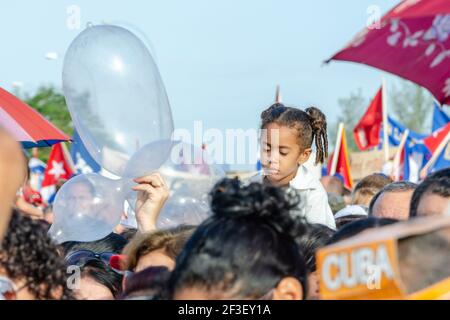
[[252, 102, 336, 229]]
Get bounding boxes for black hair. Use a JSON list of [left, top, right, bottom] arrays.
[[79, 259, 123, 298], [260, 103, 328, 164], [295, 224, 335, 272], [119, 228, 138, 242], [169, 178, 309, 299], [327, 217, 398, 245], [410, 168, 450, 217], [0, 210, 74, 299], [335, 214, 367, 229], [61, 232, 128, 256], [119, 266, 171, 300], [368, 181, 418, 216]]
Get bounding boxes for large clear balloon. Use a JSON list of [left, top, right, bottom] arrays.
[[62, 24, 174, 176], [48, 173, 131, 244], [124, 141, 225, 229]]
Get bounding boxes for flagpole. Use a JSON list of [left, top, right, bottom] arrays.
[[419, 130, 450, 178], [61, 142, 76, 172], [330, 122, 344, 176], [382, 77, 390, 163], [391, 129, 409, 181], [275, 85, 281, 103]]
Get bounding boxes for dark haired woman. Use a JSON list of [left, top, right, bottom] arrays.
[[0, 210, 74, 299], [252, 103, 335, 229], [169, 178, 309, 300]]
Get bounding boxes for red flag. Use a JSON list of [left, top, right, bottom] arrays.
[[424, 122, 450, 153], [327, 124, 353, 190], [353, 87, 383, 151], [41, 143, 74, 202]]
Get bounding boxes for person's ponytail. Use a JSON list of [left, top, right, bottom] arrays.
[[305, 107, 328, 165]]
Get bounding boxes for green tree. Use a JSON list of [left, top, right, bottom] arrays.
[[330, 88, 367, 152], [18, 86, 73, 162], [23, 86, 73, 136], [389, 80, 433, 134]]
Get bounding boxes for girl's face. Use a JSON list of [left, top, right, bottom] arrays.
[[260, 122, 311, 187]]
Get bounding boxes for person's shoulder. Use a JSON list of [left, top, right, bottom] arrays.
[[290, 165, 324, 191]]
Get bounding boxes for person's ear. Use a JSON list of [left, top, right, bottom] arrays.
[[298, 148, 312, 165], [272, 277, 303, 300]]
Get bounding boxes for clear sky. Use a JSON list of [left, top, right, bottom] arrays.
[[0, 0, 402, 168]]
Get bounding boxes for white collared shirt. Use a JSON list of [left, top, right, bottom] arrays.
[[248, 165, 336, 230]]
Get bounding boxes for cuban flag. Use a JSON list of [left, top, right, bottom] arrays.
[[401, 123, 450, 182], [70, 130, 100, 174], [41, 143, 75, 202], [428, 142, 450, 174], [432, 102, 449, 132], [28, 156, 46, 191], [379, 116, 427, 148]]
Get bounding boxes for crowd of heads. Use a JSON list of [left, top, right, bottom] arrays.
[[0, 103, 449, 300]]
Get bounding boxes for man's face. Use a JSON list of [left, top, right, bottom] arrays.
[[67, 183, 94, 213], [372, 190, 414, 220], [260, 123, 308, 187], [416, 192, 450, 217]]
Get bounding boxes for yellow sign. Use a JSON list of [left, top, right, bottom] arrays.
[[317, 216, 450, 299]]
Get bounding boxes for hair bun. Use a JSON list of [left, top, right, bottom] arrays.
[[305, 107, 326, 133], [260, 103, 287, 122], [209, 178, 304, 235], [305, 106, 328, 164]]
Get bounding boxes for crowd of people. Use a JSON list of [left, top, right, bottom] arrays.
[[0, 102, 449, 300]]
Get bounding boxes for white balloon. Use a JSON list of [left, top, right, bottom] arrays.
[[48, 173, 130, 243], [63, 24, 174, 176], [124, 141, 225, 229]]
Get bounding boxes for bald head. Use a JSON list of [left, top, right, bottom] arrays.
[[369, 182, 418, 221]]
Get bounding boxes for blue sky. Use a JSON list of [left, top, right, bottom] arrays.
[[0, 0, 403, 168]]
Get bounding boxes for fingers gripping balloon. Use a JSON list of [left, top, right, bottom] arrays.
[[50, 24, 174, 243], [123, 141, 225, 229]]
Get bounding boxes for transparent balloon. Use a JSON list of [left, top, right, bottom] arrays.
[[48, 173, 131, 244], [124, 141, 226, 229], [62, 24, 174, 176]]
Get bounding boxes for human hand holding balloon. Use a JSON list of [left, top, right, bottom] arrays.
[[50, 24, 224, 244], [133, 173, 170, 233]]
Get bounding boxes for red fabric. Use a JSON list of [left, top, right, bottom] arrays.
[[384, 0, 450, 20], [0, 87, 70, 144], [353, 88, 383, 151], [329, 0, 450, 105], [22, 185, 43, 206], [327, 128, 353, 190], [424, 122, 450, 152], [42, 143, 74, 188]]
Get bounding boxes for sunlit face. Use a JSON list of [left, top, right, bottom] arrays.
[[416, 193, 450, 217], [260, 123, 310, 187], [75, 275, 114, 300], [135, 249, 175, 272]]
